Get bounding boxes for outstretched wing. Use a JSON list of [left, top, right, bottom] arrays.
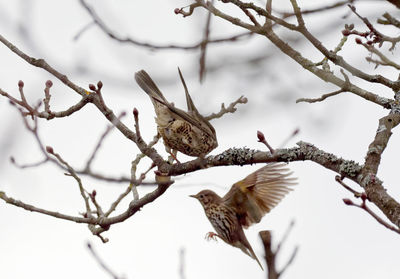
[[223, 163, 297, 229]]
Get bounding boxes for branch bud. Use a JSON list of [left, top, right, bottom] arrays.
[[45, 80, 53, 88], [361, 192, 367, 202], [89, 84, 96, 91], [97, 81, 103, 89], [257, 130, 265, 142], [133, 107, 139, 118], [342, 29, 350, 36], [46, 146, 54, 154], [342, 198, 353, 205], [18, 80, 24, 88], [355, 38, 362, 44]]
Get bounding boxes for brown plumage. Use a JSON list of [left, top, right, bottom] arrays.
[[134, 68, 218, 158], [190, 163, 297, 270]]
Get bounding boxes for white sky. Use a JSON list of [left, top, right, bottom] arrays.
[[1, 1, 399, 279]]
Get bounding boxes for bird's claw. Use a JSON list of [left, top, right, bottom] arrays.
[[205, 232, 218, 241]]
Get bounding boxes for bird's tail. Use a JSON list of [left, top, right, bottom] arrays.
[[249, 247, 264, 271], [236, 235, 264, 270], [134, 70, 167, 104], [177, 67, 198, 114]]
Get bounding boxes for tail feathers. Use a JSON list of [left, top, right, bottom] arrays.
[[135, 70, 167, 102], [249, 246, 264, 271], [177, 67, 217, 140], [235, 231, 264, 271], [177, 67, 198, 114], [236, 241, 264, 270]]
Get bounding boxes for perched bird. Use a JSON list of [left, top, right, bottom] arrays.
[[134, 68, 218, 159], [190, 163, 297, 270]]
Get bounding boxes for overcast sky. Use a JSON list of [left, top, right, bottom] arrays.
[[1, 1, 399, 279]]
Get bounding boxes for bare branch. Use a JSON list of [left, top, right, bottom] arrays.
[[378, 12, 400, 29], [1, 80, 92, 120], [296, 88, 346, 104], [259, 221, 298, 279], [79, 0, 252, 50], [10, 156, 49, 169], [43, 80, 52, 114], [0, 190, 96, 224], [179, 248, 186, 279], [196, 0, 394, 107], [343, 196, 400, 234], [362, 43, 400, 70], [199, 2, 213, 82], [335, 175, 362, 197], [205, 95, 248, 121], [277, 0, 355, 18], [87, 242, 122, 279], [47, 147, 92, 215], [86, 112, 126, 171], [348, 5, 400, 51]]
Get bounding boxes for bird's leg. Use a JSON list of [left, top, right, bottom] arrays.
[[166, 148, 180, 164], [205, 232, 220, 241]]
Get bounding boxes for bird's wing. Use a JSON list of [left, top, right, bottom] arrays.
[[223, 163, 297, 228]]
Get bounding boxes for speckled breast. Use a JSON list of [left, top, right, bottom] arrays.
[[158, 119, 217, 157]]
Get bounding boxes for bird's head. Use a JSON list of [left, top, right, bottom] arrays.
[[190, 190, 221, 207]]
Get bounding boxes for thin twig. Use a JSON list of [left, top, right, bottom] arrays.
[[0, 191, 96, 224], [10, 157, 49, 169], [362, 43, 400, 70], [348, 5, 400, 50], [87, 242, 121, 279], [378, 12, 400, 29], [48, 147, 92, 215], [343, 198, 400, 234], [277, 128, 300, 149], [335, 175, 362, 197], [276, 220, 295, 253], [277, 0, 354, 18], [80, 0, 253, 50], [199, 1, 213, 82], [43, 80, 53, 114], [85, 111, 126, 171], [179, 247, 186, 279], [296, 69, 351, 103], [205, 95, 247, 121]]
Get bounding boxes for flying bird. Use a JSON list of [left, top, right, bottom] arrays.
[[190, 163, 297, 270]]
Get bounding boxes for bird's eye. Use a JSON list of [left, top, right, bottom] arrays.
[[199, 194, 204, 199]]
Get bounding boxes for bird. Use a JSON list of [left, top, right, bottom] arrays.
[[134, 68, 218, 160], [190, 163, 297, 270]]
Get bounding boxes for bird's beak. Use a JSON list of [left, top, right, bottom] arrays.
[[189, 194, 197, 199]]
